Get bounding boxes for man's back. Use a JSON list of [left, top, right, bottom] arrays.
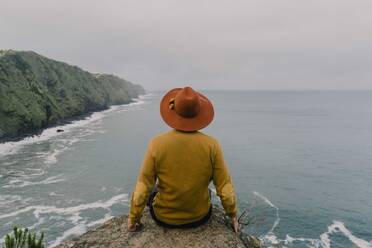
[[129, 129, 237, 226], [151, 130, 217, 224]]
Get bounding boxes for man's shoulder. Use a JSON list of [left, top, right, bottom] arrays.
[[149, 131, 171, 144], [197, 131, 219, 145]]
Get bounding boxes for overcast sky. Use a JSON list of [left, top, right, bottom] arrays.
[[1, 0, 372, 90]]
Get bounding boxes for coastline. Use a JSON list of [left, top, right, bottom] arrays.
[[0, 95, 148, 156], [0, 98, 142, 144]]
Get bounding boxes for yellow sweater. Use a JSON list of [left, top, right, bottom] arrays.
[[128, 130, 237, 225]]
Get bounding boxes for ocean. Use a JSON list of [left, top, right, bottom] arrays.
[[0, 91, 371, 248]]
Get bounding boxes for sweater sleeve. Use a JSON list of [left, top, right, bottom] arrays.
[[128, 141, 156, 225], [212, 141, 238, 218]]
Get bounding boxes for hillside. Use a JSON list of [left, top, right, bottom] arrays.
[[0, 50, 145, 140]]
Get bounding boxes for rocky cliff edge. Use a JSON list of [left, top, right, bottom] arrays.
[[55, 207, 262, 248]]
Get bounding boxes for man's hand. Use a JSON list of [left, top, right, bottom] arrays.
[[127, 218, 143, 232], [231, 216, 239, 233]]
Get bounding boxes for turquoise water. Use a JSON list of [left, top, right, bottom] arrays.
[[0, 91, 371, 247]]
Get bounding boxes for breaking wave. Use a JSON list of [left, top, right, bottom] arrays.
[[0, 193, 129, 247], [254, 191, 372, 248], [2, 174, 66, 189], [0, 95, 149, 158]]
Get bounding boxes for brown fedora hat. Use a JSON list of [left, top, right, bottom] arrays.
[[160, 87, 214, 131]]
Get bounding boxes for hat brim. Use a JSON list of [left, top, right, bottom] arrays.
[[160, 88, 214, 131]]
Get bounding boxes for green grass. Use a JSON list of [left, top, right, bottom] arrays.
[[2, 226, 44, 248]]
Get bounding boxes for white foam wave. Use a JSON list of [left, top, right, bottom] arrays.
[[283, 235, 321, 248], [0, 194, 22, 209], [4, 169, 27, 177], [50, 194, 127, 247], [0, 115, 99, 157], [254, 191, 319, 247], [0, 95, 149, 158], [86, 213, 113, 227], [275, 223, 372, 248], [0, 193, 128, 247], [0, 168, 47, 190], [253, 191, 280, 233], [0, 193, 128, 220], [49, 212, 114, 247], [50, 224, 87, 247], [42, 138, 80, 165], [0, 161, 17, 166], [253, 192, 372, 248], [25, 168, 45, 176], [320, 221, 372, 248], [2, 174, 65, 189], [28, 216, 46, 230]]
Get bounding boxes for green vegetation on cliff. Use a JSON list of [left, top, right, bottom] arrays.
[[0, 50, 145, 140]]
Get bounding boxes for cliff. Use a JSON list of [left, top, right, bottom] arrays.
[[55, 207, 262, 248], [0, 50, 145, 140]]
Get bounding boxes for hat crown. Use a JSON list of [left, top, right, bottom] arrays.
[[174, 87, 201, 118], [160, 86, 214, 131]]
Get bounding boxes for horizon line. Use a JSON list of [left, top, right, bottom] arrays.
[[146, 88, 372, 92]]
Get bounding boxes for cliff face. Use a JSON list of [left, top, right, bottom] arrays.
[[0, 50, 145, 140], [55, 207, 262, 248]]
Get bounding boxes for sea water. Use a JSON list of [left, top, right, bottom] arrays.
[[0, 91, 371, 247]]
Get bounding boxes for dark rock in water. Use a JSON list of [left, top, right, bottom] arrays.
[[55, 207, 262, 248], [56, 129, 64, 133]]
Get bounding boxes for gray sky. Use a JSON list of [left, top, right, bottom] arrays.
[[1, 0, 372, 91]]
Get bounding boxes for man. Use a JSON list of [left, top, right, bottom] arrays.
[[128, 86, 239, 232]]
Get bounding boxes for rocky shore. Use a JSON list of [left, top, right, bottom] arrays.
[[55, 207, 262, 248]]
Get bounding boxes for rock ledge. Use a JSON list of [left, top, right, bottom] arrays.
[[55, 207, 262, 248]]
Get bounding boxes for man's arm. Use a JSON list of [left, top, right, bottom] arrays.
[[212, 141, 238, 218], [128, 141, 156, 228]]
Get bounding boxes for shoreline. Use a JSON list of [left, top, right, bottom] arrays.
[[0, 95, 148, 157], [0, 96, 146, 144]]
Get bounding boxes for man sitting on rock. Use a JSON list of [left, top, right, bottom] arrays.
[[128, 86, 239, 233]]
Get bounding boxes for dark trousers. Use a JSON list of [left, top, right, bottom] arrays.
[[146, 186, 212, 228]]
